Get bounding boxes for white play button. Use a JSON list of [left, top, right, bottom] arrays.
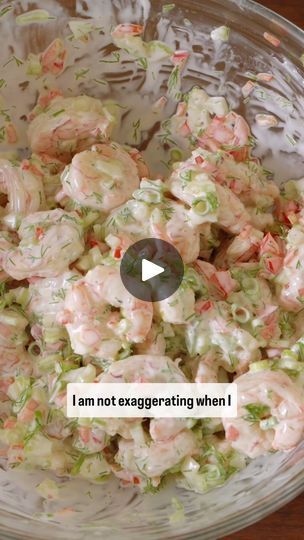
[[141, 258, 165, 282], [121, 238, 184, 301]]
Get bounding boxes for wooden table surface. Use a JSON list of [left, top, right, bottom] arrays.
[[255, 0, 304, 27], [223, 1, 304, 538]]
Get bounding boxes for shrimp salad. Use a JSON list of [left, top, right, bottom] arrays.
[[0, 23, 304, 497]]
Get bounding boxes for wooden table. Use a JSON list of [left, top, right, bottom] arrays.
[[224, 2, 304, 539], [255, 0, 304, 27]]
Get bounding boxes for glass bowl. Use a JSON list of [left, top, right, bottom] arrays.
[[0, 0, 304, 538]]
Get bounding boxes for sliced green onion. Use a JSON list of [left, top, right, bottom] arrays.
[[249, 360, 272, 372], [68, 20, 94, 40], [231, 304, 251, 323], [210, 26, 230, 42], [37, 353, 61, 373], [255, 114, 279, 128], [26, 53, 42, 77], [162, 3, 175, 13], [170, 148, 183, 162], [192, 198, 208, 215], [281, 349, 298, 362], [16, 9, 55, 25], [192, 192, 218, 216], [277, 357, 302, 371], [28, 342, 41, 357], [241, 277, 259, 295], [44, 326, 66, 344]]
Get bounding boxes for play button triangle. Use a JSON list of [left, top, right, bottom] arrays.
[[141, 258, 165, 282]]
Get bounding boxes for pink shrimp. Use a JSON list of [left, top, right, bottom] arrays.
[[214, 225, 263, 268], [99, 355, 187, 384], [60, 266, 153, 359], [150, 418, 190, 441], [75, 426, 107, 453], [171, 50, 189, 68], [61, 143, 140, 212], [223, 370, 304, 458], [194, 260, 237, 299], [195, 299, 214, 314], [111, 23, 144, 39], [276, 198, 301, 226], [116, 431, 198, 481], [0, 158, 45, 222], [257, 305, 280, 342], [28, 95, 116, 162], [198, 112, 251, 161], [259, 232, 285, 277], [40, 38, 67, 76]]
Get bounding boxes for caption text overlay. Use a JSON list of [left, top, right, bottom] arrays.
[[67, 383, 237, 418]]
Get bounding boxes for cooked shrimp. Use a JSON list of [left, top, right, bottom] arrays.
[[112, 23, 144, 39], [198, 112, 251, 160], [186, 302, 261, 373], [97, 355, 188, 445], [3, 209, 84, 280], [186, 88, 228, 137], [192, 148, 279, 211], [154, 201, 200, 263], [59, 267, 153, 359], [27, 271, 80, 326], [104, 184, 200, 263], [259, 232, 285, 277], [28, 95, 116, 162], [0, 158, 45, 228], [214, 225, 263, 268], [276, 216, 304, 311], [167, 161, 251, 234], [98, 354, 187, 383], [60, 143, 140, 212], [149, 418, 192, 441], [194, 260, 237, 299], [223, 370, 304, 458], [40, 38, 67, 76], [92, 418, 142, 439], [115, 430, 198, 481], [73, 425, 108, 454], [155, 286, 195, 324], [168, 88, 229, 143]]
